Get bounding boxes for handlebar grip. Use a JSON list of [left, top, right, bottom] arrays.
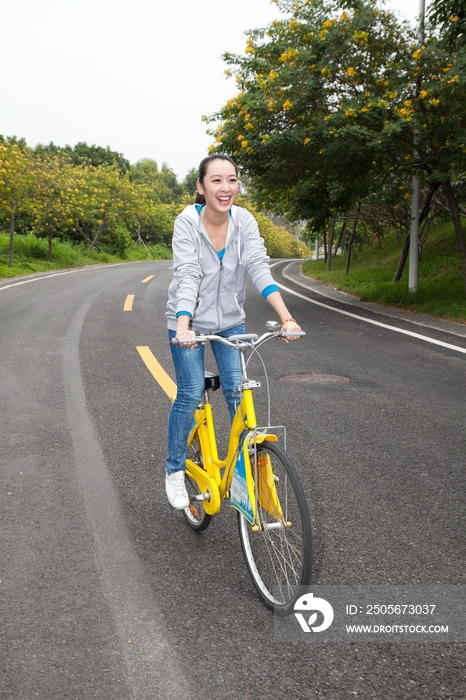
[[171, 335, 205, 345], [280, 331, 306, 338]]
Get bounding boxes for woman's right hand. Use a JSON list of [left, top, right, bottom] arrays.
[[176, 329, 198, 349]]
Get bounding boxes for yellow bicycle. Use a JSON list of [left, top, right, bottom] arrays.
[[172, 321, 312, 614]]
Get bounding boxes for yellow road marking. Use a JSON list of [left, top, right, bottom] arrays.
[[141, 275, 155, 283], [124, 294, 135, 311], [136, 346, 177, 402]]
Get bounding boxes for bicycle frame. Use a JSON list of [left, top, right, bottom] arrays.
[[184, 332, 287, 521]]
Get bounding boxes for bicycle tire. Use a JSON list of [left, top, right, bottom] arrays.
[[183, 431, 212, 532], [237, 441, 312, 614]]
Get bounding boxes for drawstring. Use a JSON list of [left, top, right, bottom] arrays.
[[195, 229, 202, 258], [237, 220, 242, 264]]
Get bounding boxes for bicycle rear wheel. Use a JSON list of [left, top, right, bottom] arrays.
[[237, 441, 312, 614], [183, 432, 212, 532]]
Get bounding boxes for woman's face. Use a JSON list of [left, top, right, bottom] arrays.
[[197, 159, 239, 214]]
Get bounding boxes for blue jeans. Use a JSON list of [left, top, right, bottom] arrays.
[[166, 323, 245, 474]]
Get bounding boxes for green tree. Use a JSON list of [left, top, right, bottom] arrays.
[[183, 167, 199, 197], [130, 159, 183, 203], [35, 141, 130, 175], [74, 165, 128, 251], [416, 6, 466, 291], [208, 0, 466, 291], [0, 141, 34, 266], [428, 0, 465, 46], [208, 0, 415, 224], [30, 152, 83, 259]]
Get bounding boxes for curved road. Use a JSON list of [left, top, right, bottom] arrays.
[[0, 260, 464, 699]]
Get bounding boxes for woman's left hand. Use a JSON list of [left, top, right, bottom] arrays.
[[281, 320, 302, 342]]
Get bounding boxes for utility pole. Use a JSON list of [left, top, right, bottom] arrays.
[[409, 0, 426, 293]]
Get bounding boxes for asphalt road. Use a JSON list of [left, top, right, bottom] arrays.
[[1, 260, 465, 700]]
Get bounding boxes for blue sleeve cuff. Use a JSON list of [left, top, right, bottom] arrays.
[[261, 284, 279, 299], [176, 311, 192, 318]]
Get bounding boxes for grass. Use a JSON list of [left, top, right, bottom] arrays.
[[302, 221, 466, 324], [0, 234, 172, 279]]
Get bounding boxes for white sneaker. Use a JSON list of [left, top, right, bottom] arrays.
[[165, 471, 189, 510]]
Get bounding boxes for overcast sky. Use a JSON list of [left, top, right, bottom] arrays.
[[1, 0, 425, 180]]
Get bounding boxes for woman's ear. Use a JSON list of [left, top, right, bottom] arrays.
[[196, 180, 203, 196]]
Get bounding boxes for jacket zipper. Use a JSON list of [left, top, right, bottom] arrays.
[[216, 258, 223, 331]]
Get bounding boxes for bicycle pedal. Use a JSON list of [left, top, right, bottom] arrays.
[[191, 492, 209, 502]]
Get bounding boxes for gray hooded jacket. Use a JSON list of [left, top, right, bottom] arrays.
[[166, 204, 277, 333]]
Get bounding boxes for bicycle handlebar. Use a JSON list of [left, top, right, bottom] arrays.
[[170, 324, 305, 349]]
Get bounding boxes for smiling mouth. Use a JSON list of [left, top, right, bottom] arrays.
[[217, 196, 231, 204]]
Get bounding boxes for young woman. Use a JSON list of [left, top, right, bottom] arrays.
[[165, 154, 301, 509]]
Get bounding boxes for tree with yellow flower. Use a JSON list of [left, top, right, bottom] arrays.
[[208, 0, 466, 292], [0, 138, 34, 266]]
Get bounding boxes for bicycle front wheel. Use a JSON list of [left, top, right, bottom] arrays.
[[237, 441, 312, 614]]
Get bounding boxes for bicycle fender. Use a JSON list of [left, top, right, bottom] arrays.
[[251, 434, 278, 444], [185, 459, 221, 516]]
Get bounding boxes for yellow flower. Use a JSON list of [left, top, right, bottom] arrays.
[[412, 49, 422, 60], [448, 75, 459, 84], [419, 89, 428, 99], [279, 49, 298, 63], [449, 14, 459, 21], [345, 108, 355, 117], [346, 66, 356, 76], [429, 98, 440, 107], [237, 134, 244, 141], [283, 99, 293, 111], [240, 140, 249, 149], [304, 137, 311, 145]]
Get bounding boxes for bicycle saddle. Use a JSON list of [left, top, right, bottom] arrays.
[[204, 371, 221, 391]]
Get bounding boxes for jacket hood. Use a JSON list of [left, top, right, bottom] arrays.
[[177, 203, 241, 230], [177, 204, 244, 262]]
